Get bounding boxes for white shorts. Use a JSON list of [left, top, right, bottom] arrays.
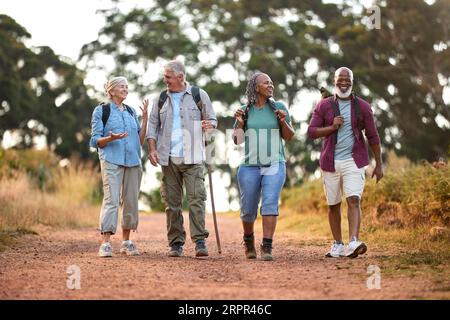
[[322, 158, 366, 206]]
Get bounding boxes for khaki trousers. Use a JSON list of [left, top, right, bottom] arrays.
[[99, 160, 143, 234]]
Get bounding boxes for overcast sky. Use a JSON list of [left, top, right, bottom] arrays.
[[0, 0, 110, 60], [0, 0, 372, 61]]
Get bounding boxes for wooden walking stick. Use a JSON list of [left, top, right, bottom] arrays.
[[199, 101, 222, 254]]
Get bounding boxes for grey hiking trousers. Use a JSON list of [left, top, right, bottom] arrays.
[[99, 160, 143, 234]]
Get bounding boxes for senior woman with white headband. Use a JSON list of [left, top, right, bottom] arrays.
[[90, 76, 149, 257]]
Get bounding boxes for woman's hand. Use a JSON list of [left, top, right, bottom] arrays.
[[274, 110, 295, 141], [140, 98, 149, 119], [234, 109, 245, 127], [274, 109, 287, 123], [109, 131, 128, 141], [97, 130, 127, 148]]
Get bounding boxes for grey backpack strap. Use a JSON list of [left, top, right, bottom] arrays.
[[331, 96, 340, 117], [157, 91, 168, 127], [158, 91, 168, 110], [191, 86, 202, 111]]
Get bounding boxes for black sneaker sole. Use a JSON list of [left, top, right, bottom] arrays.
[[347, 243, 367, 259]]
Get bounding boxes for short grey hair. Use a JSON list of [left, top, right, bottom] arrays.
[[164, 60, 186, 78], [334, 67, 353, 82]]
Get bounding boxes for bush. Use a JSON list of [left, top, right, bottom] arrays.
[[0, 148, 58, 190], [281, 155, 450, 229]]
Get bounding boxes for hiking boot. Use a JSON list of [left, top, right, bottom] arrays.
[[195, 240, 209, 257], [260, 244, 273, 261], [98, 242, 113, 258], [345, 239, 367, 258], [120, 240, 140, 256], [243, 236, 256, 259], [325, 240, 345, 258], [168, 243, 183, 257]]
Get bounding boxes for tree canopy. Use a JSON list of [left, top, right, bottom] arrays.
[[2, 0, 449, 175], [0, 14, 96, 159], [80, 0, 449, 179]]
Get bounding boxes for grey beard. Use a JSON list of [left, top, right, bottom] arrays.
[[334, 85, 353, 99]]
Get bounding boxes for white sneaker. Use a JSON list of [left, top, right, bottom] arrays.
[[98, 242, 113, 257], [325, 241, 346, 258], [345, 240, 367, 258], [120, 240, 140, 256]]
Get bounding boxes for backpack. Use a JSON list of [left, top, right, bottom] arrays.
[[157, 86, 203, 122], [242, 98, 282, 132], [100, 102, 135, 131]]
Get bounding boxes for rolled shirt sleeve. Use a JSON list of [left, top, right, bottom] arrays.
[[200, 89, 217, 128]]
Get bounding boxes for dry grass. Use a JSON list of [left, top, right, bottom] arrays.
[[0, 171, 99, 230], [0, 153, 101, 250], [51, 162, 101, 205]]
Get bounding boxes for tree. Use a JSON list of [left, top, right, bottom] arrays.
[[80, 0, 342, 186], [81, 0, 449, 184], [0, 14, 97, 159], [80, 0, 199, 95], [0, 14, 37, 139], [324, 0, 450, 162]]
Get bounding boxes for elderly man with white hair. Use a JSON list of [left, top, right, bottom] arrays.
[[90, 76, 149, 257], [146, 60, 217, 258], [308, 67, 383, 258]]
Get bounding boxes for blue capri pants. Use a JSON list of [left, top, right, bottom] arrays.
[[237, 162, 286, 223]]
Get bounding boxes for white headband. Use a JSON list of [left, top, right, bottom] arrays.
[[104, 76, 127, 95]]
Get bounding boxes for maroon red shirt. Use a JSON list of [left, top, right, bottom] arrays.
[[307, 95, 381, 172]]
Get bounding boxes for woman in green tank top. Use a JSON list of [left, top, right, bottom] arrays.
[[232, 72, 294, 261]]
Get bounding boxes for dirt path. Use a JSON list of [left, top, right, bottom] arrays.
[[0, 213, 447, 299]]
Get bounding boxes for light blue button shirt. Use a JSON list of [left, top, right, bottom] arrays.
[[90, 102, 141, 167], [169, 91, 184, 157], [334, 99, 355, 160]]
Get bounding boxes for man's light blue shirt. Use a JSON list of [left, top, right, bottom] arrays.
[[334, 99, 355, 160], [170, 91, 184, 157], [90, 102, 141, 167]]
